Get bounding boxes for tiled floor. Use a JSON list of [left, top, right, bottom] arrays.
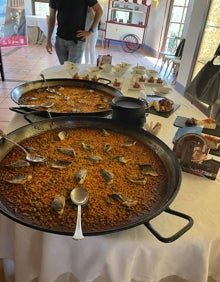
[[0, 43, 164, 131], [0, 44, 59, 130]]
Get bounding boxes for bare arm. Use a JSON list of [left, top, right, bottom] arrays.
[[76, 3, 103, 39], [46, 7, 56, 54], [89, 3, 103, 32]]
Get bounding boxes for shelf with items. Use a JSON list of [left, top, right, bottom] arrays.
[[107, 19, 146, 26], [110, 8, 145, 15], [105, 0, 151, 49]]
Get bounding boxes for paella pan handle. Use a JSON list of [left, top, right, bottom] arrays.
[[24, 111, 54, 124], [144, 207, 193, 243], [97, 77, 111, 85], [9, 106, 37, 115]]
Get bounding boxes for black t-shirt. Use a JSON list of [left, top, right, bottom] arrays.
[[49, 0, 98, 40]]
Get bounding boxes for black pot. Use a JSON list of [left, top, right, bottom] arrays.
[[110, 97, 147, 127]]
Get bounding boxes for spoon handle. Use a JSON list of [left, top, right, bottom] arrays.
[[1, 135, 29, 155], [72, 205, 84, 240]]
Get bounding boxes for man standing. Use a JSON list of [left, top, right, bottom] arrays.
[[46, 0, 103, 64]]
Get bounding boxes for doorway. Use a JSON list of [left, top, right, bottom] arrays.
[[162, 0, 189, 53]]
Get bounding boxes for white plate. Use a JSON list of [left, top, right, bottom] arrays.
[[128, 83, 144, 91], [153, 86, 172, 95], [131, 70, 146, 75], [119, 62, 131, 67], [132, 74, 148, 82], [132, 65, 145, 71], [87, 66, 99, 73], [112, 64, 128, 74], [144, 81, 166, 87], [132, 66, 146, 75], [146, 69, 159, 77], [40, 66, 71, 79]]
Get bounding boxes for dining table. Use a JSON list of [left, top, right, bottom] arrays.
[[0, 63, 220, 282], [26, 15, 57, 44]]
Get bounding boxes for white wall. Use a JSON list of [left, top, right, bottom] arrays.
[[24, 0, 32, 15], [143, 1, 167, 55]]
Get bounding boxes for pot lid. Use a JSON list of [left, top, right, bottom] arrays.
[[112, 97, 146, 109]]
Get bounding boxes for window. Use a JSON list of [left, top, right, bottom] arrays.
[[32, 0, 49, 17], [163, 0, 189, 53]]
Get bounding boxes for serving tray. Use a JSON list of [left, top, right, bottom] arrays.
[[145, 95, 180, 118]]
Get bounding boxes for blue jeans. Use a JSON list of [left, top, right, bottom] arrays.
[[55, 36, 86, 64]]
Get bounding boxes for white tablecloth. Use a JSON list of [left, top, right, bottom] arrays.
[[26, 15, 57, 44], [1, 65, 220, 282]]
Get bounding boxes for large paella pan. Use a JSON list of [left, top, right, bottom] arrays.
[[0, 117, 193, 242], [10, 78, 123, 117]]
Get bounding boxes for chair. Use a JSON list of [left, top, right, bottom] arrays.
[[163, 38, 185, 78], [166, 57, 181, 84], [154, 37, 185, 74]]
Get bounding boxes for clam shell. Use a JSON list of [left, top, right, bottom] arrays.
[[103, 143, 112, 152], [114, 156, 131, 164], [126, 176, 147, 185], [72, 107, 81, 113], [5, 174, 32, 184], [86, 155, 102, 162], [58, 131, 68, 141], [121, 141, 136, 147], [51, 160, 72, 169], [109, 193, 138, 207], [139, 164, 158, 176], [96, 104, 107, 109], [101, 129, 110, 136], [51, 195, 66, 215], [57, 147, 76, 157], [75, 169, 87, 184], [81, 142, 93, 151], [100, 168, 114, 184]]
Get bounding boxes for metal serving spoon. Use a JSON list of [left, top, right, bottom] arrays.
[[18, 102, 54, 109], [40, 73, 55, 93], [70, 187, 89, 240], [0, 130, 46, 163]]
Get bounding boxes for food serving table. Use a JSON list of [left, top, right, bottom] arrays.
[[0, 64, 220, 282]]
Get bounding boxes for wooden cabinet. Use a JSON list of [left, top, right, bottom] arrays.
[[105, 0, 151, 49]]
